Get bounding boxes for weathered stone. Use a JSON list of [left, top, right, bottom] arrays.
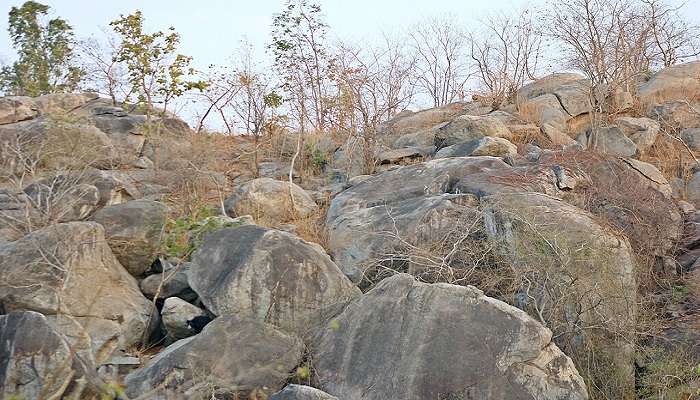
[[124, 316, 304, 399], [435, 136, 517, 158], [326, 157, 511, 281], [0, 96, 37, 124], [639, 61, 700, 104], [140, 262, 195, 301], [161, 297, 208, 341], [224, 178, 318, 222], [0, 311, 100, 400], [34, 93, 99, 115], [435, 115, 512, 149], [90, 199, 167, 276], [312, 274, 588, 400], [516, 73, 586, 101], [379, 102, 483, 136], [541, 122, 577, 146], [614, 116, 660, 152], [377, 147, 427, 164], [681, 128, 700, 151], [551, 79, 592, 117], [23, 181, 100, 223], [577, 126, 638, 157], [650, 100, 700, 129], [482, 192, 636, 396], [518, 94, 570, 126], [189, 225, 360, 336], [271, 385, 339, 400], [0, 222, 156, 364]]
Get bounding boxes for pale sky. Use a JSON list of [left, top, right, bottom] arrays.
[[0, 0, 550, 69]]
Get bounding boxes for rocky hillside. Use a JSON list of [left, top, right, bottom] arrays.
[[1, 62, 700, 399]]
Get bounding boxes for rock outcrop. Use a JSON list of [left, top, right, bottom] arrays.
[[312, 274, 588, 400]]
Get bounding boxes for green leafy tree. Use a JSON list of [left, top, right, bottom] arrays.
[[109, 11, 207, 117], [0, 1, 83, 96], [269, 0, 334, 133]]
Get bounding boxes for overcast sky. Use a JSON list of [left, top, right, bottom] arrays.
[[0, 0, 553, 68]]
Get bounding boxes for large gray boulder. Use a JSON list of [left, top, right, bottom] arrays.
[[0, 222, 156, 364], [23, 180, 101, 223], [577, 126, 638, 157], [271, 385, 339, 400], [189, 225, 360, 336], [312, 274, 588, 400], [681, 128, 700, 151], [161, 297, 208, 342], [0, 311, 100, 400], [224, 177, 318, 222], [124, 316, 304, 399], [326, 157, 511, 281], [378, 102, 485, 136], [516, 73, 586, 102], [614, 116, 660, 153], [638, 61, 700, 104], [0, 96, 37, 124], [90, 199, 167, 276], [435, 115, 512, 149], [434, 136, 517, 158], [482, 192, 637, 395]]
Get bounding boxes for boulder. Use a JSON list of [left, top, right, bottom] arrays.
[[124, 316, 304, 399], [577, 126, 638, 157], [435, 115, 512, 149], [435, 136, 517, 158], [614, 116, 660, 152], [518, 94, 571, 126], [312, 274, 588, 400], [90, 199, 167, 276], [271, 385, 339, 400], [140, 261, 195, 301], [378, 102, 483, 136], [33, 93, 99, 115], [650, 100, 700, 129], [224, 178, 318, 222], [482, 192, 637, 395], [541, 122, 577, 146], [681, 128, 700, 151], [551, 79, 592, 117], [0, 222, 156, 363], [0, 96, 37, 124], [161, 297, 208, 341], [687, 171, 700, 206], [377, 147, 428, 164], [326, 157, 511, 281], [0, 311, 100, 400], [189, 225, 360, 336], [516, 73, 586, 101], [23, 181, 100, 223], [638, 61, 700, 104]]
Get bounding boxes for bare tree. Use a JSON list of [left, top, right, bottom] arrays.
[[409, 16, 470, 107], [643, 0, 700, 68], [194, 66, 240, 134], [77, 29, 130, 105], [470, 9, 543, 109]]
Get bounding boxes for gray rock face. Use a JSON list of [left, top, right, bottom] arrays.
[[614, 116, 660, 152], [0, 96, 37, 124], [140, 261, 195, 301], [23, 181, 100, 223], [482, 192, 637, 393], [124, 316, 304, 399], [271, 385, 339, 400], [518, 94, 571, 126], [516, 73, 586, 101], [161, 297, 207, 341], [681, 128, 700, 150], [90, 199, 167, 276], [435, 136, 517, 158], [377, 146, 428, 164], [0, 222, 156, 364], [312, 274, 588, 400], [326, 157, 510, 281], [378, 102, 482, 136], [224, 177, 318, 222], [189, 225, 360, 336], [638, 60, 700, 104], [0, 311, 99, 400], [577, 126, 638, 157], [650, 100, 700, 129], [551, 80, 592, 117], [435, 115, 512, 149]]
